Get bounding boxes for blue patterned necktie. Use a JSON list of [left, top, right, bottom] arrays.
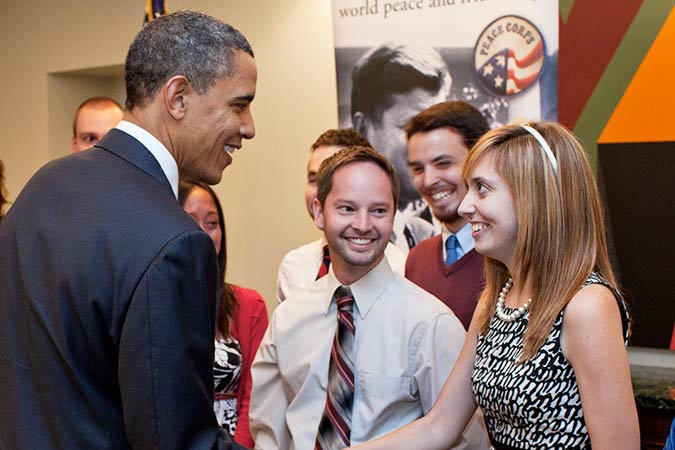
[[445, 234, 460, 266], [315, 286, 355, 450]]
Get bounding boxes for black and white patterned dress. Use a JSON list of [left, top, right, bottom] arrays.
[[472, 273, 629, 450], [213, 337, 242, 436]]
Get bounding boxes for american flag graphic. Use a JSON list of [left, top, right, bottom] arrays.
[[477, 40, 544, 96]]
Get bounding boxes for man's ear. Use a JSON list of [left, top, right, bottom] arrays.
[[312, 198, 325, 230], [352, 111, 367, 135], [163, 75, 191, 120], [70, 136, 78, 153]]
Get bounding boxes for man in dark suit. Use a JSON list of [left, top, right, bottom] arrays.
[[0, 11, 256, 450]]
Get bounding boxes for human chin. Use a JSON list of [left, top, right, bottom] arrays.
[[472, 238, 494, 260], [222, 150, 233, 169], [339, 246, 379, 267], [431, 191, 462, 219], [343, 236, 385, 264], [433, 205, 462, 225], [472, 232, 506, 263], [198, 163, 224, 185]]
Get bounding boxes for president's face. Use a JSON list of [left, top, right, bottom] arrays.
[[359, 87, 447, 209], [178, 50, 257, 185]]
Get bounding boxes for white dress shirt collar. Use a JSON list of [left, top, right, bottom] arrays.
[[116, 120, 179, 198], [322, 257, 395, 319]]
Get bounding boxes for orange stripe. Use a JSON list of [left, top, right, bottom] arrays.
[[599, 6, 675, 143]]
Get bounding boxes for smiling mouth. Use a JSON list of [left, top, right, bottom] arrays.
[[471, 223, 487, 232], [428, 190, 452, 202], [224, 145, 238, 154], [346, 237, 374, 245]]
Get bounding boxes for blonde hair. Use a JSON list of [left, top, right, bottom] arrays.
[[465, 122, 619, 360]]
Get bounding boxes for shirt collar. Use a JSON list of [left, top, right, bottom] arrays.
[[321, 257, 395, 319], [441, 222, 475, 256], [116, 120, 179, 198]]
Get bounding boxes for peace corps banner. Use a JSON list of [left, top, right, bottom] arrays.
[[330, 0, 558, 249], [331, 0, 558, 129]]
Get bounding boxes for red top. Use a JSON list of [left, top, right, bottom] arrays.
[[230, 285, 269, 448]]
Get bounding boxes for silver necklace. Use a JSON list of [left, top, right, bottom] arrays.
[[495, 277, 531, 322]]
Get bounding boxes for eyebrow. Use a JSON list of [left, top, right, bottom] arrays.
[[332, 198, 391, 207], [407, 154, 454, 167], [432, 154, 454, 163], [233, 94, 255, 103]]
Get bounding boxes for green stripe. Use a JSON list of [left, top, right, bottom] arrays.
[[560, 0, 575, 24], [573, 0, 675, 169]]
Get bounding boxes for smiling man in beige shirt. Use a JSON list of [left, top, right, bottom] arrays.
[[251, 146, 487, 450]]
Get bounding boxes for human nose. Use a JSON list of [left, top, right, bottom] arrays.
[[421, 167, 439, 189], [458, 191, 475, 218], [240, 108, 255, 140], [352, 210, 372, 232]]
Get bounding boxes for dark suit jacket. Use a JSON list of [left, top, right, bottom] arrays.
[[0, 129, 246, 450]]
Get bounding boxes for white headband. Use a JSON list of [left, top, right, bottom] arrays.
[[522, 125, 558, 174]]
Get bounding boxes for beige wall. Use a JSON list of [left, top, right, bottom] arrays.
[[0, 0, 338, 314]]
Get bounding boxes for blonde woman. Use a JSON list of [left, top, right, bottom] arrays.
[[350, 122, 639, 450]]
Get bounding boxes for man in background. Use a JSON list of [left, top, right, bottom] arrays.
[[252, 146, 486, 450], [275, 128, 406, 303], [70, 96, 124, 152], [0, 11, 255, 449], [404, 101, 489, 329], [351, 41, 452, 251]]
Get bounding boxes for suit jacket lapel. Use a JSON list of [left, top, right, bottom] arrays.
[[95, 128, 174, 196]]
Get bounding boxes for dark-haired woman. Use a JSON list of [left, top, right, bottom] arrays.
[[179, 180, 268, 448]]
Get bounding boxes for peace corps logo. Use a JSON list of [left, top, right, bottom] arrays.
[[474, 15, 546, 97]]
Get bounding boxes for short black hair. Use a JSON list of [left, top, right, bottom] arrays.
[[351, 41, 451, 123], [125, 11, 253, 110], [405, 101, 489, 149]]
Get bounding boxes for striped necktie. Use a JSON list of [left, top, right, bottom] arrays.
[[315, 286, 355, 450], [316, 245, 331, 280]]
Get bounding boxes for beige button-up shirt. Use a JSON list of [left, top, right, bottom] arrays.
[[251, 258, 487, 450]]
